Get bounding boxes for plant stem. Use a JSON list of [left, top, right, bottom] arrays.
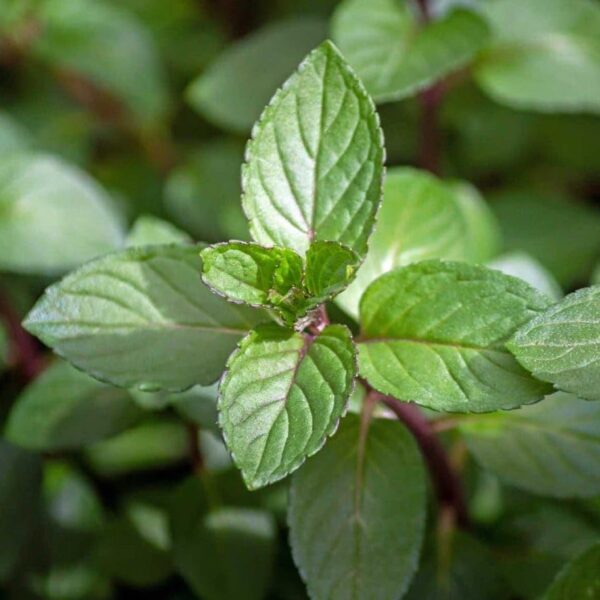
[[376, 393, 469, 527]]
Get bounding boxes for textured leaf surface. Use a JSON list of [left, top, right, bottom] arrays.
[[358, 261, 552, 412], [126, 215, 191, 247], [544, 542, 600, 599], [476, 0, 600, 113], [0, 154, 124, 275], [509, 286, 600, 401], [337, 168, 490, 317], [332, 0, 489, 101], [24, 245, 263, 391], [219, 323, 356, 489], [461, 392, 600, 497], [242, 41, 384, 258], [304, 241, 360, 300], [5, 361, 142, 451], [289, 413, 426, 600], [187, 17, 327, 132]]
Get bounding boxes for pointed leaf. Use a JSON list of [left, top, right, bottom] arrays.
[[24, 245, 263, 391], [508, 285, 600, 401], [289, 413, 426, 600], [358, 261, 552, 412], [461, 392, 600, 497], [544, 542, 600, 599], [332, 0, 489, 101], [242, 41, 384, 257], [219, 323, 356, 489]]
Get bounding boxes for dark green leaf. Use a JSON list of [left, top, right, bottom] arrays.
[[242, 41, 384, 258], [289, 413, 426, 599], [544, 542, 600, 599], [358, 261, 552, 412], [219, 323, 356, 489]]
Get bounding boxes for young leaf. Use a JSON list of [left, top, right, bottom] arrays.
[[358, 261, 553, 412], [242, 41, 384, 258], [200, 242, 304, 318], [476, 0, 600, 114], [461, 392, 600, 497], [24, 245, 263, 392], [0, 154, 124, 275], [508, 285, 600, 401], [304, 241, 360, 301], [219, 323, 356, 489], [288, 413, 426, 600], [332, 0, 489, 101], [544, 542, 600, 599], [4, 361, 142, 451], [187, 17, 327, 133], [126, 215, 191, 247]]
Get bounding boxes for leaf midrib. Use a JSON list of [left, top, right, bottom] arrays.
[[358, 335, 507, 354]]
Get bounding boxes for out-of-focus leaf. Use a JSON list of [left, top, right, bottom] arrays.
[[24, 245, 264, 392], [594, 263, 600, 285], [242, 41, 384, 258], [491, 191, 600, 286], [5, 361, 142, 451], [187, 17, 327, 132], [461, 392, 600, 497], [170, 477, 276, 600], [289, 414, 426, 599], [126, 215, 191, 247], [169, 384, 219, 433], [509, 285, 600, 401], [0, 153, 124, 275], [0, 111, 32, 154], [476, 0, 600, 113], [489, 252, 563, 300], [32, 0, 170, 126], [0, 320, 8, 373], [544, 542, 600, 599], [332, 0, 488, 102]]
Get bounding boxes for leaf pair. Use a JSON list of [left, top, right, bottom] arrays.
[[201, 240, 359, 327]]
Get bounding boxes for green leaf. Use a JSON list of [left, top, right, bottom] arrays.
[[544, 542, 600, 599], [126, 215, 191, 247], [358, 261, 553, 412], [508, 286, 600, 401], [594, 262, 600, 285], [170, 477, 276, 600], [0, 154, 124, 275], [476, 0, 600, 113], [0, 321, 8, 373], [332, 0, 489, 102], [491, 191, 600, 287], [288, 413, 426, 599], [219, 323, 356, 489], [242, 41, 384, 258], [461, 392, 600, 497], [33, 0, 169, 126], [337, 168, 497, 317], [304, 241, 360, 300], [24, 245, 264, 391], [4, 361, 142, 451], [187, 17, 327, 133], [0, 111, 32, 155], [200, 242, 305, 317]]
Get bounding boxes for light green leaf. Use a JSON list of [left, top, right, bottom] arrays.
[[126, 215, 191, 247], [242, 41, 384, 258], [358, 261, 553, 412], [170, 477, 276, 600], [219, 323, 356, 489], [200, 242, 304, 316], [489, 252, 563, 301], [289, 413, 426, 599], [331, 0, 489, 102], [304, 241, 360, 301], [0, 111, 32, 155], [24, 245, 263, 391], [461, 392, 600, 497], [33, 0, 169, 126], [187, 17, 327, 132], [544, 542, 600, 599], [508, 285, 600, 401], [5, 361, 142, 451], [476, 0, 600, 113], [337, 168, 494, 317], [0, 154, 124, 275]]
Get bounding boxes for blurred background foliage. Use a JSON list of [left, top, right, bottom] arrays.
[[0, 0, 599, 598]]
